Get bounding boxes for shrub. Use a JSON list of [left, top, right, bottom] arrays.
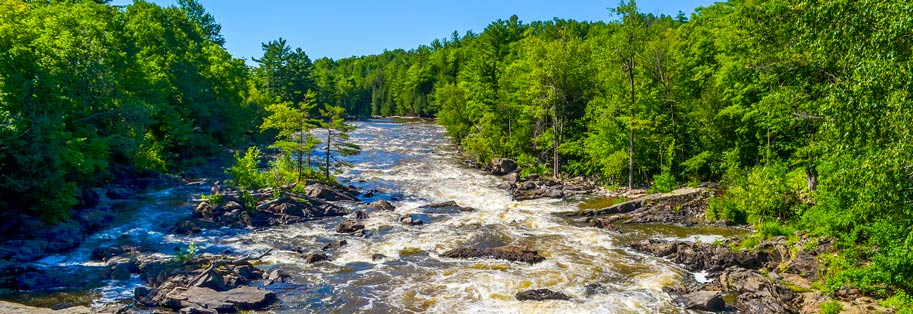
[[650, 171, 676, 193], [226, 146, 267, 190]]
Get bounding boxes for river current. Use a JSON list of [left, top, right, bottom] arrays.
[[18, 118, 741, 313]]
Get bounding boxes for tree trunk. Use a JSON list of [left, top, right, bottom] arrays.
[[805, 167, 818, 192], [628, 57, 636, 191], [553, 99, 560, 180], [297, 120, 304, 182], [325, 128, 332, 179]]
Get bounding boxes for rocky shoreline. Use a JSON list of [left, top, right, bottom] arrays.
[[567, 185, 895, 313]]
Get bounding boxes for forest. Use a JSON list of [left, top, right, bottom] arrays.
[[1, 0, 911, 310]]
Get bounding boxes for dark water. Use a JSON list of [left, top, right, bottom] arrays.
[[4, 118, 744, 313]]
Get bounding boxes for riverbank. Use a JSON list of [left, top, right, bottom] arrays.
[[2, 119, 896, 313]]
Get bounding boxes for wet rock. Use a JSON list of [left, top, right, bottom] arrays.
[[367, 200, 395, 211], [354, 210, 369, 220], [111, 263, 132, 281], [504, 172, 520, 184], [0, 301, 92, 314], [302, 251, 328, 264], [678, 290, 725, 312], [192, 271, 227, 291], [629, 239, 766, 273], [515, 289, 570, 301], [584, 283, 611, 297], [39, 221, 84, 253], [336, 219, 365, 234], [91, 245, 146, 261], [371, 254, 386, 261], [264, 269, 290, 285], [420, 201, 474, 214], [179, 307, 218, 314], [169, 286, 277, 312], [0, 239, 48, 262], [441, 245, 545, 264], [74, 207, 115, 233], [399, 215, 425, 226], [321, 240, 347, 251], [489, 158, 517, 176], [305, 183, 357, 201]]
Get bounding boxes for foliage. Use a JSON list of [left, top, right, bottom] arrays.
[[226, 147, 267, 191], [172, 242, 199, 264], [819, 300, 841, 314]]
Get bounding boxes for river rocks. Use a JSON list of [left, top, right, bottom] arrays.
[[264, 269, 290, 285], [677, 290, 725, 312], [630, 239, 771, 273], [441, 245, 545, 264], [565, 187, 710, 226], [321, 240, 347, 251], [135, 252, 276, 313], [302, 251, 328, 264], [719, 268, 798, 313], [110, 263, 132, 280], [91, 245, 146, 261], [515, 289, 570, 301], [489, 158, 517, 176], [176, 192, 350, 235], [0, 301, 92, 314], [399, 215, 425, 226], [420, 201, 474, 214], [304, 183, 358, 201], [506, 175, 596, 201], [367, 200, 395, 211], [354, 210, 369, 220], [336, 219, 365, 234], [162, 286, 277, 313]]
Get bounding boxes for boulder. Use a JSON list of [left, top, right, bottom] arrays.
[[489, 158, 518, 176], [305, 183, 357, 201], [44, 221, 84, 253], [74, 207, 114, 233], [367, 200, 396, 211], [515, 289, 569, 301], [335, 219, 365, 234], [441, 245, 545, 264], [91, 245, 145, 261], [399, 215, 425, 226], [420, 201, 474, 214], [321, 240, 347, 251], [110, 263, 132, 281], [264, 269, 290, 285], [719, 268, 797, 314], [0, 301, 91, 314], [0, 239, 48, 262], [678, 290, 725, 312], [170, 286, 277, 312], [302, 251, 328, 264]]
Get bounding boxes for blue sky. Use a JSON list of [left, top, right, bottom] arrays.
[[110, 1, 717, 61]]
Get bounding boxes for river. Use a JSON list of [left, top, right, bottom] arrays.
[[8, 118, 743, 313]]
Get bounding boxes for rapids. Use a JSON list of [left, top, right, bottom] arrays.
[[7, 118, 741, 313]]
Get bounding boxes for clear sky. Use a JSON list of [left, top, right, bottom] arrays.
[[110, 0, 717, 62]]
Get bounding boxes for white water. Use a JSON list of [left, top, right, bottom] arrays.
[[12, 118, 728, 313]]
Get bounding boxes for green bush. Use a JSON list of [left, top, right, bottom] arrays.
[[650, 171, 675, 193], [706, 163, 800, 226], [226, 146, 267, 190], [819, 300, 841, 314]]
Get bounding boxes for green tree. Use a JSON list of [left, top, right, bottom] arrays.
[[318, 105, 359, 180]]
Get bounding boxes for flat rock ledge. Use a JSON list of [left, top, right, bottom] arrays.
[[515, 289, 570, 301], [441, 245, 545, 264]]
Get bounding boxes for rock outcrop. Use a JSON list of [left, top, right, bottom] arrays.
[[515, 289, 570, 301], [441, 245, 545, 264], [135, 252, 277, 313]]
